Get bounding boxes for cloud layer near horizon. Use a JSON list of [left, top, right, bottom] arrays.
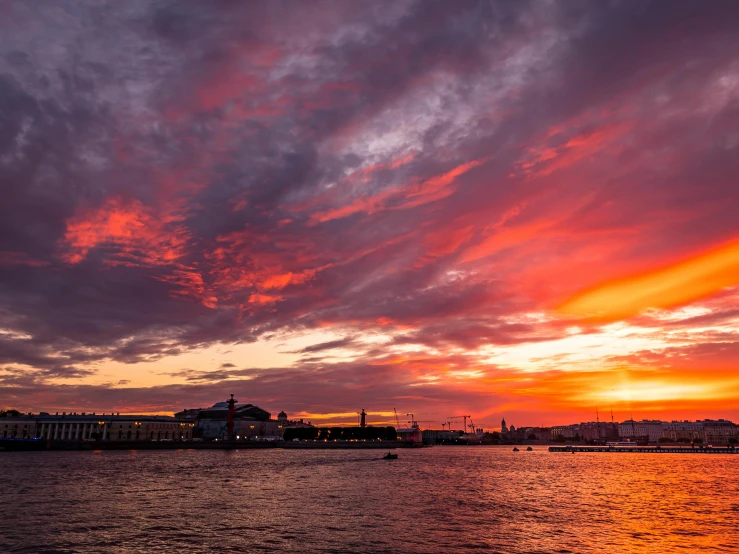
[[2, 1, 739, 426]]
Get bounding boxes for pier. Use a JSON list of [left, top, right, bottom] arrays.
[[549, 445, 739, 454]]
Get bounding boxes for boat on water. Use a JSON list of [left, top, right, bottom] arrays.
[[383, 452, 398, 460], [526, 447, 533, 451], [512, 447, 519, 452]]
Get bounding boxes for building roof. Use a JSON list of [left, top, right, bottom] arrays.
[[193, 403, 271, 421], [12, 414, 185, 422]]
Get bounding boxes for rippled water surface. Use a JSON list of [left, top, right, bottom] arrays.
[[1, 446, 738, 553]]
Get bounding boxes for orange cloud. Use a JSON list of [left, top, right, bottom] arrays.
[[558, 238, 739, 321], [312, 157, 485, 223], [516, 115, 634, 180], [414, 223, 475, 268], [60, 197, 190, 266], [248, 293, 283, 305], [200, 227, 323, 313], [401, 158, 485, 208], [59, 197, 223, 307]]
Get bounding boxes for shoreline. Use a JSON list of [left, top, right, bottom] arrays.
[[3, 439, 730, 453], [0, 439, 412, 452]]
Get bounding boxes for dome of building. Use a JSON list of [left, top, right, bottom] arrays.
[[277, 410, 287, 421]]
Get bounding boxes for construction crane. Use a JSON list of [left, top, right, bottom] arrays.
[[393, 407, 401, 429], [406, 413, 416, 427], [448, 415, 471, 432]]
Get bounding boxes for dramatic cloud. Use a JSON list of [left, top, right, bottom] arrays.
[[559, 239, 739, 322], [1, 1, 739, 425]]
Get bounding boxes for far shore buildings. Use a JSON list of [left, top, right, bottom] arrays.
[[520, 418, 739, 445], [552, 418, 739, 444], [3, 406, 738, 445], [0, 400, 314, 442], [662, 419, 739, 444]]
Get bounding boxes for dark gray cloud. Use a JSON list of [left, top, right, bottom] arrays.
[[292, 337, 357, 355]]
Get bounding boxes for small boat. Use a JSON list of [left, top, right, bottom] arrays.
[[512, 447, 519, 452], [383, 452, 398, 460], [526, 446, 533, 451]]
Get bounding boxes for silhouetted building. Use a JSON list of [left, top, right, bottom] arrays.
[[580, 421, 619, 442], [662, 420, 704, 442], [551, 424, 580, 439], [422, 429, 459, 444], [518, 427, 552, 441], [176, 403, 313, 440], [618, 420, 665, 442], [180, 401, 271, 440], [702, 420, 738, 444], [397, 422, 422, 443], [1, 412, 192, 441]]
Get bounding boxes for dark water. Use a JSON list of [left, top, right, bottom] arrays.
[[1, 446, 737, 553]]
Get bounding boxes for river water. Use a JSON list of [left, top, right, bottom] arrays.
[[1, 446, 737, 553]]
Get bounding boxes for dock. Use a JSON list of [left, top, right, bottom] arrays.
[[549, 445, 739, 454]]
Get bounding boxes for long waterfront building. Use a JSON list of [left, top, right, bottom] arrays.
[[1, 402, 315, 443], [2, 412, 194, 441]]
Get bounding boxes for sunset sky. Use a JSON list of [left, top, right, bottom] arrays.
[[1, 1, 739, 428]]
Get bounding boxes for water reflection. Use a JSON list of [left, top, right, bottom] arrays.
[[1, 447, 736, 552]]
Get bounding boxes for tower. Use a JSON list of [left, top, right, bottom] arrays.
[[226, 393, 237, 440], [501, 417, 508, 434], [360, 408, 366, 428]]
